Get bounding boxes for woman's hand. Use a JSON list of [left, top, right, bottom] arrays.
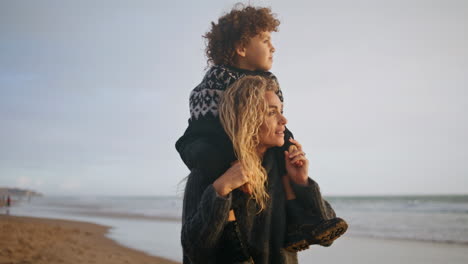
[[213, 161, 252, 197], [284, 138, 309, 186]]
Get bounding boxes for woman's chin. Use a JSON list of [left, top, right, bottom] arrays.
[[277, 140, 285, 147], [261, 139, 285, 149]]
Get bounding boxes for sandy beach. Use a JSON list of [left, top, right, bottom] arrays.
[[0, 215, 179, 264]]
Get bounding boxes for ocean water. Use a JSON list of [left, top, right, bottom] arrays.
[[327, 195, 468, 244], [2, 194, 467, 262]]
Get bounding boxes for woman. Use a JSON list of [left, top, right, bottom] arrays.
[[181, 76, 336, 264]]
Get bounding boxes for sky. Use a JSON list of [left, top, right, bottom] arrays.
[[1, 0, 467, 196]]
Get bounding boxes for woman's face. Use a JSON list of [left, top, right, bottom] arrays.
[[258, 91, 288, 152]]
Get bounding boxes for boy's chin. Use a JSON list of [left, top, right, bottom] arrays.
[[261, 64, 272, 71], [256, 63, 272, 72]]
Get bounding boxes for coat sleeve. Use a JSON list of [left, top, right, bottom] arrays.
[[181, 169, 233, 263]]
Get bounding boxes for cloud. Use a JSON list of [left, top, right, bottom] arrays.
[[16, 176, 32, 187], [58, 180, 82, 192], [15, 176, 43, 189]]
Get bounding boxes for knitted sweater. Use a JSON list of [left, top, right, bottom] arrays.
[[181, 147, 335, 264], [175, 64, 293, 174]]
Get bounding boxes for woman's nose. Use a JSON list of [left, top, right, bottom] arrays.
[[279, 114, 287, 125]]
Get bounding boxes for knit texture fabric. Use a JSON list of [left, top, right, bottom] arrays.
[[189, 65, 282, 121]]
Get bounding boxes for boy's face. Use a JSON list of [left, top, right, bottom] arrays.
[[237, 31, 275, 71]]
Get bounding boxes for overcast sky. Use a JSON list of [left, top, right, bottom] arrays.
[[1, 0, 467, 196]]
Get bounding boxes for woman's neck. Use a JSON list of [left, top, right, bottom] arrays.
[[257, 145, 267, 158]]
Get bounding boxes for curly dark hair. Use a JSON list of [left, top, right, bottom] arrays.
[[203, 4, 280, 67]]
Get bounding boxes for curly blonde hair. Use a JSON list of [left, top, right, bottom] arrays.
[[204, 4, 280, 66], [219, 76, 279, 211]]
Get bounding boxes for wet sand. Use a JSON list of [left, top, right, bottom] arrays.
[[0, 215, 180, 264]]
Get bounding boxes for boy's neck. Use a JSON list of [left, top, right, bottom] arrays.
[[225, 64, 264, 73], [233, 61, 257, 72]]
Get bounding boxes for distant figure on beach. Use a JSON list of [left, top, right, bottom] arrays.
[[6, 196, 11, 207], [177, 5, 347, 263]]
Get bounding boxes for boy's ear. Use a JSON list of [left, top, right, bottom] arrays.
[[235, 43, 247, 58]]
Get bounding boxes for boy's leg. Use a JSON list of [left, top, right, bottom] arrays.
[[283, 176, 310, 251], [283, 176, 348, 252], [299, 178, 347, 246], [282, 175, 296, 200]]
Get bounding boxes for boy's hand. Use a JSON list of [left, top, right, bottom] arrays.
[[284, 138, 309, 186]]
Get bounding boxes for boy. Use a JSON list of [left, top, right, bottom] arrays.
[[176, 5, 347, 255]]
